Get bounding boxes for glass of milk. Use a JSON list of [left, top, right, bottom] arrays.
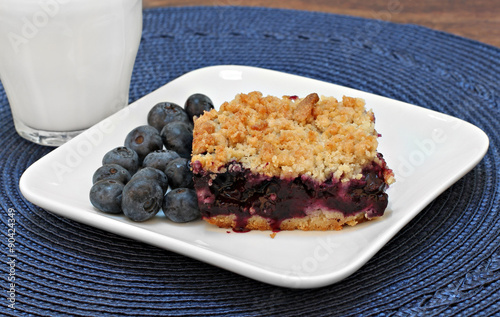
[[0, 0, 143, 146]]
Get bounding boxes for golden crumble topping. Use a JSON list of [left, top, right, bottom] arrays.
[[192, 91, 383, 182]]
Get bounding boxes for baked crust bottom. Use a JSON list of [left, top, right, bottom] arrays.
[[205, 210, 369, 231]]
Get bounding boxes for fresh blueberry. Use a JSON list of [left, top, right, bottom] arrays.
[[122, 178, 164, 222], [142, 149, 180, 171], [165, 157, 194, 189], [89, 180, 124, 214], [130, 167, 169, 193], [184, 93, 214, 122], [160, 121, 193, 159], [102, 146, 140, 174], [92, 164, 131, 184], [124, 125, 163, 162], [147, 102, 191, 132], [162, 188, 200, 223]]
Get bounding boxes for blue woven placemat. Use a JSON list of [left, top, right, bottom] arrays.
[[1, 6, 499, 316]]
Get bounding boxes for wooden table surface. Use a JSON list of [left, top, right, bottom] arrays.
[[142, 0, 500, 48]]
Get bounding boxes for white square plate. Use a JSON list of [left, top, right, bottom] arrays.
[[20, 65, 489, 288]]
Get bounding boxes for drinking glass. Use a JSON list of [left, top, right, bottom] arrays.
[[0, 0, 143, 146]]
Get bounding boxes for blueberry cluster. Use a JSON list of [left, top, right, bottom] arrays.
[[89, 93, 214, 223]]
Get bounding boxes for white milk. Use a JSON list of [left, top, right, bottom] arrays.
[[0, 0, 142, 133]]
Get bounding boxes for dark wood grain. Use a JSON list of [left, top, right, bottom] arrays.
[[142, 0, 500, 48]]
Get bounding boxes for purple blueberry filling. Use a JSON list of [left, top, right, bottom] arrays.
[[192, 156, 391, 231]]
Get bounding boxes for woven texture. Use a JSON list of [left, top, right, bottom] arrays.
[[1, 6, 499, 316]]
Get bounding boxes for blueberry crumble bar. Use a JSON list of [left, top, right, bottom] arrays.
[[191, 91, 395, 231]]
